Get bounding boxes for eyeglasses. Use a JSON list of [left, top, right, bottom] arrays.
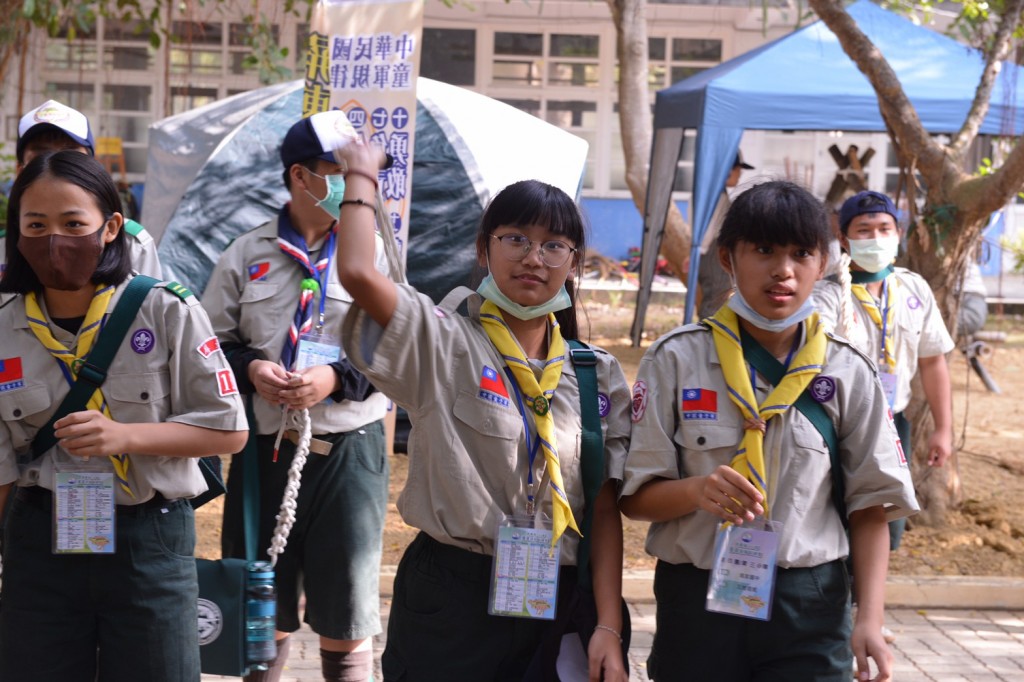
[[490, 233, 577, 268]]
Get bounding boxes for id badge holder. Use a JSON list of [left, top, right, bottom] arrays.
[[488, 514, 561, 620], [52, 457, 116, 555], [706, 517, 782, 621], [295, 332, 342, 372], [878, 368, 899, 410]]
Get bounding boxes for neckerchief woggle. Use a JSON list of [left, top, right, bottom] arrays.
[[277, 205, 336, 371], [850, 265, 897, 372], [479, 301, 580, 547], [25, 284, 134, 497], [706, 306, 828, 516]]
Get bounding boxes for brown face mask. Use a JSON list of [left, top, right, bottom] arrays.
[[18, 229, 106, 291]]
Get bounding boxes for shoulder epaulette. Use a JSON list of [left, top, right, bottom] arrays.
[[163, 281, 195, 301], [124, 220, 144, 237], [824, 330, 878, 370]]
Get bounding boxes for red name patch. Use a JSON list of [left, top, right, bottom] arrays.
[[197, 336, 221, 359]]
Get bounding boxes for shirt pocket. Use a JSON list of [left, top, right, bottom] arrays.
[[449, 389, 521, 488], [788, 424, 832, 513], [676, 421, 741, 478], [239, 280, 282, 343], [0, 384, 53, 448], [104, 371, 172, 425]]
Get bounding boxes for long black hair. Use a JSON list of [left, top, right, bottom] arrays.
[[0, 150, 131, 294], [717, 180, 832, 256], [475, 179, 587, 340]]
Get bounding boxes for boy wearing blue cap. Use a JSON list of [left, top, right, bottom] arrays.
[[3, 100, 162, 280], [202, 111, 390, 682], [814, 191, 953, 553]]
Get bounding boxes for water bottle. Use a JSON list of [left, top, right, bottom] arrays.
[[245, 561, 276, 670]]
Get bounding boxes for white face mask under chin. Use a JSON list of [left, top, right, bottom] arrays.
[[476, 254, 572, 320]]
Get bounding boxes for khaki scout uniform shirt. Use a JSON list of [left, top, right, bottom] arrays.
[[815, 267, 955, 413], [202, 216, 388, 435], [0, 277, 248, 505], [621, 324, 918, 570], [342, 285, 632, 565]]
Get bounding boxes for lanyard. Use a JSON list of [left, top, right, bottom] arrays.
[[504, 367, 545, 516], [749, 329, 801, 396], [878, 277, 891, 367], [312, 230, 337, 334]]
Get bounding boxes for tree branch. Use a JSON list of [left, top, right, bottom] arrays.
[[949, 0, 1024, 155], [806, 0, 947, 183]]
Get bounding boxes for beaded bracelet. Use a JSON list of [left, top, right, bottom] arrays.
[[594, 624, 622, 643], [340, 198, 376, 214], [345, 169, 380, 189]]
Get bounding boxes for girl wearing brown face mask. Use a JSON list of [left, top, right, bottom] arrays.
[[0, 150, 249, 682]]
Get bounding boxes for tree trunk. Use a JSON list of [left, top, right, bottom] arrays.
[[607, 0, 691, 281]]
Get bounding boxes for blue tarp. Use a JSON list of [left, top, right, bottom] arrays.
[[633, 0, 1024, 339]]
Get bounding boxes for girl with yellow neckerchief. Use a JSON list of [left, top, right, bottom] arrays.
[[622, 181, 917, 682], [334, 138, 630, 682], [0, 151, 248, 682]]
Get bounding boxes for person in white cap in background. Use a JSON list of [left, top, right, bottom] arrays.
[[202, 110, 390, 682], [1, 100, 162, 281], [696, 150, 754, 320]]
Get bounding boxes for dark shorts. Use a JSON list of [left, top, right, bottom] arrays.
[[383, 532, 580, 682], [223, 419, 388, 640], [647, 560, 852, 682], [888, 411, 913, 550], [0, 489, 199, 682]]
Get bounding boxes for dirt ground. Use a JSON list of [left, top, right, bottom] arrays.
[[195, 293, 1024, 577]]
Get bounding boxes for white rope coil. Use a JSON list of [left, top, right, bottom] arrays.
[[266, 407, 312, 568]]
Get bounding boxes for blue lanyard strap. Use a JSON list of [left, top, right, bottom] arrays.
[[504, 367, 544, 513], [879, 277, 890, 366]]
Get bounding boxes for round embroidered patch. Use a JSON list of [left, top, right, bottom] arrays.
[[597, 392, 611, 418], [631, 380, 649, 423], [196, 598, 223, 645], [907, 296, 922, 310], [131, 328, 155, 354], [811, 375, 836, 403]]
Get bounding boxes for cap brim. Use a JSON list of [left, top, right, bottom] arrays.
[[738, 162, 754, 170]]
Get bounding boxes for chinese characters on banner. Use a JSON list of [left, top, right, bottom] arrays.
[[304, 0, 423, 263]]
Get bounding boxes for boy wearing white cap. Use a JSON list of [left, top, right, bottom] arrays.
[[2, 100, 162, 281], [202, 111, 389, 682]]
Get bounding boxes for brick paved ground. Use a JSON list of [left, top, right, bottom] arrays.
[[203, 600, 1024, 681]]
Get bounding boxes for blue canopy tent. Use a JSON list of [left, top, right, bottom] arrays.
[[631, 0, 1024, 344]]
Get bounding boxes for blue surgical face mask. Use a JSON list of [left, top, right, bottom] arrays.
[[305, 170, 346, 220], [477, 273, 572, 320], [847, 236, 899, 273], [726, 255, 815, 333]]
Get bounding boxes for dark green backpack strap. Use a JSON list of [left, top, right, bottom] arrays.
[[738, 328, 848, 530], [567, 339, 604, 591], [31, 276, 160, 459]]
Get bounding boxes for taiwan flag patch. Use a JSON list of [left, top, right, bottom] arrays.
[[248, 262, 271, 281], [479, 366, 510, 408], [681, 388, 717, 420], [0, 357, 24, 392]]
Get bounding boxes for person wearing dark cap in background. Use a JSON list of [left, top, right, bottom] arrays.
[[2, 100, 162, 281], [696, 150, 754, 320], [814, 192, 953, 629], [202, 110, 389, 682]]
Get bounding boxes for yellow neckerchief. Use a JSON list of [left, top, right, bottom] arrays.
[[479, 300, 580, 546], [25, 285, 133, 497], [706, 306, 827, 516], [850, 274, 897, 372]]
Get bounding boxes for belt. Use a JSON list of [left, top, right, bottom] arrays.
[[283, 430, 333, 456], [15, 485, 182, 517]]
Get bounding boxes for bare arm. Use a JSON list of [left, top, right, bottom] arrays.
[[619, 466, 763, 525], [54, 412, 247, 458], [849, 505, 893, 682], [588, 480, 627, 682], [334, 142, 398, 329], [917, 354, 952, 467]]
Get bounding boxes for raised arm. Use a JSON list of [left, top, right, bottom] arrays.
[[334, 141, 398, 328]]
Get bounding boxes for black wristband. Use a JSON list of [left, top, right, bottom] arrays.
[[339, 198, 376, 214]]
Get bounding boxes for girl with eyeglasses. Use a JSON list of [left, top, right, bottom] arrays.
[[333, 139, 630, 682]]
